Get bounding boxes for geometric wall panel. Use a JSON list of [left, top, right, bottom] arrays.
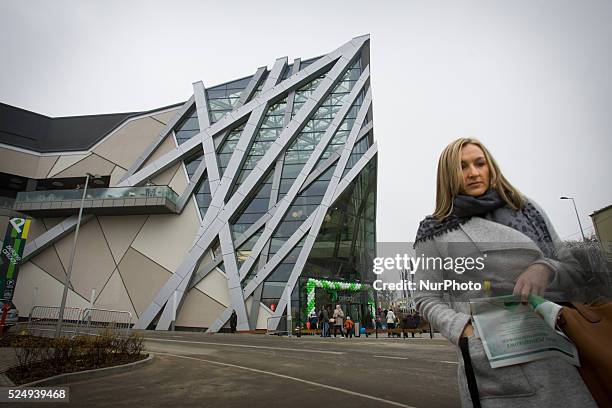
[[47, 153, 90, 178], [0, 148, 43, 178], [151, 109, 180, 126], [13, 262, 89, 316], [93, 117, 166, 169], [98, 214, 148, 264], [25, 218, 48, 242], [174, 288, 225, 328], [195, 269, 230, 307], [130, 198, 200, 272], [35, 156, 59, 179], [54, 153, 116, 178], [109, 165, 127, 187], [256, 303, 273, 330], [142, 133, 177, 168], [94, 269, 137, 318], [42, 218, 64, 231], [53, 218, 116, 299], [116, 248, 172, 317], [30, 245, 70, 289], [151, 162, 180, 186], [168, 164, 189, 197]]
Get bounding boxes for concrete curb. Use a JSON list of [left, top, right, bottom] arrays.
[[18, 354, 154, 387]]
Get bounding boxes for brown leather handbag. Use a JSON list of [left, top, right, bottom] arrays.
[[558, 300, 612, 407]]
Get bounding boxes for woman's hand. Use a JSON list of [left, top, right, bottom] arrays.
[[513, 263, 554, 302]]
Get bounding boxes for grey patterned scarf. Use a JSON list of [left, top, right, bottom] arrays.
[[415, 189, 555, 258]]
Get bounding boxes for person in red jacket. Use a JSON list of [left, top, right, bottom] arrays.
[[344, 316, 354, 338]]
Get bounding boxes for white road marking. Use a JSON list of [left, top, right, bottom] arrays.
[[144, 337, 345, 355], [153, 352, 416, 408], [374, 355, 409, 360], [439, 361, 458, 364]]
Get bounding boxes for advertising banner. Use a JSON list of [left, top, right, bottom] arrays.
[[0, 218, 31, 312]]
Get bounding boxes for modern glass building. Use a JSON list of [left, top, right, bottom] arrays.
[[0, 36, 377, 332]]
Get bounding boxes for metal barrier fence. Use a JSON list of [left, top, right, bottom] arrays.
[[27, 306, 132, 338], [266, 315, 290, 336], [28, 306, 83, 338], [79, 308, 132, 338]]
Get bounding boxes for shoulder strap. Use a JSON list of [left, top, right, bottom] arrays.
[[459, 337, 482, 408]]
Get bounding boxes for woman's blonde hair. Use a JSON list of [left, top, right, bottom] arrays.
[[433, 138, 523, 219]]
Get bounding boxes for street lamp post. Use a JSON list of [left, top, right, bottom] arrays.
[[55, 173, 97, 337], [560, 196, 586, 241]]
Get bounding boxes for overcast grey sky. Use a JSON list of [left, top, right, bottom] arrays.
[[1, 0, 610, 242]]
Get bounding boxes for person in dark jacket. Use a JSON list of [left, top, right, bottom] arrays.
[[319, 307, 330, 337], [405, 313, 416, 338], [229, 310, 238, 333], [364, 310, 374, 337]]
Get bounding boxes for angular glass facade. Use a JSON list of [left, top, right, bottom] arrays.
[[5, 36, 376, 333], [173, 39, 377, 333]]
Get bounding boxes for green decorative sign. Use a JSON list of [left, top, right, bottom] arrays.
[[0, 218, 31, 326], [306, 278, 375, 317]]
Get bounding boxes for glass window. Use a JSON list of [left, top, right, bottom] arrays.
[[262, 282, 286, 298]]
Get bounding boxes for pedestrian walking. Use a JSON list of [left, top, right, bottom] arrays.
[[319, 307, 329, 337], [365, 309, 374, 337], [332, 305, 344, 337], [386, 308, 396, 337], [344, 316, 354, 338], [229, 310, 237, 333]]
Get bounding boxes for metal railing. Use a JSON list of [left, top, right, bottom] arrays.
[[266, 315, 290, 336], [28, 306, 83, 338], [79, 308, 132, 338], [15, 186, 179, 206], [27, 306, 132, 338], [0, 197, 15, 210]]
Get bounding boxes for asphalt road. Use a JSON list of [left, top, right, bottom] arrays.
[[19, 331, 461, 408]]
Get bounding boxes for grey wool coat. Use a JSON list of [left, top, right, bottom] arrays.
[[413, 199, 596, 408]]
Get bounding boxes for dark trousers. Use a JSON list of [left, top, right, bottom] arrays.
[[333, 325, 343, 337], [387, 322, 395, 337]]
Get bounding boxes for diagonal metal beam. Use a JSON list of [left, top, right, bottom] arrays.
[[240, 101, 374, 304], [236, 66, 371, 281], [189, 54, 360, 276], [224, 142, 378, 309], [237, 67, 267, 107], [118, 36, 369, 189], [197, 57, 288, 333], [200, 55, 364, 332], [207, 212, 316, 333], [176, 66, 266, 214], [134, 36, 369, 331], [269, 92, 374, 324], [22, 215, 94, 262], [301, 122, 373, 191], [119, 96, 195, 184], [250, 58, 301, 326], [193, 82, 219, 193]]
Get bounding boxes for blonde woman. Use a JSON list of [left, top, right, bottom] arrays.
[[413, 138, 594, 407]]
